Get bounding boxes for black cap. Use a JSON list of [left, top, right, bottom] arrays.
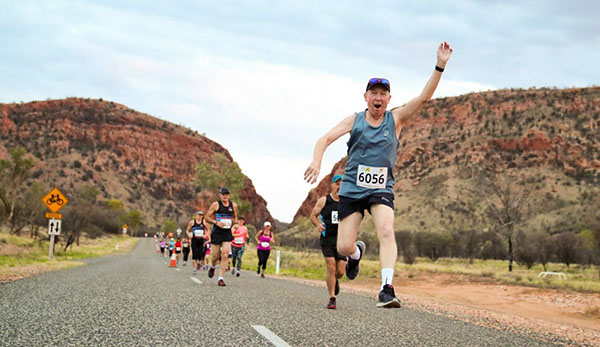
[[220, 187, 230, 194], [366, 77, 390, 92]]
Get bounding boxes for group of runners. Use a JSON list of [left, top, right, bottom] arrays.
[[155, 42, 452, 310], [155, 187, 275, 287]]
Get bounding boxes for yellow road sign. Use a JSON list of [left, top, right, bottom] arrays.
[[42, 188, 68, 213], [45, 212, 62, 219]]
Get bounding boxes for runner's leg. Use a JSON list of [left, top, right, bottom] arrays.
[[337, 212, 362, 256], [370, 204, 397, 269], [220, 242, 231, 278], [325, 257, 336, 298]]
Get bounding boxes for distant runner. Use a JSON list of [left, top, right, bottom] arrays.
[[310, 174, 346, 309], [304, 42, 453, 308], [231, 217, 248, 277], [182, 237, 190, 266], [205, 187, 238, 287], [186, 211, 210, 275], [255, 221, 274, 279]]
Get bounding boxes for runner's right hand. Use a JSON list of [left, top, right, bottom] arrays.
[[304, 161, 320, 184]]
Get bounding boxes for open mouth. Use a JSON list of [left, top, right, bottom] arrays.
[[374, 103, 382, 109]]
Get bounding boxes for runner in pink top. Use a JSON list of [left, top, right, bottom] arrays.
[[230, 217, 248, 277], [255, 221, 274, 278]]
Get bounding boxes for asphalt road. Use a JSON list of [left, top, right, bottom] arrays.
[[0, 239, 566, 346]]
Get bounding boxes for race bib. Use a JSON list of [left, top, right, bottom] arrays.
[[356, 165, 387, 189], [331, 211, 339, 224], [219, 218, 232, 229], [193, 229, 204, 237], [234, 237, 244, 244], [176, 247, 181, 251], [261, 242, 270, 248]]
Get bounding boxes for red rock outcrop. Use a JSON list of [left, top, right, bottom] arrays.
[[0, 98, 273, 229]]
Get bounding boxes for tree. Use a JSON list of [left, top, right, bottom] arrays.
[[61, 186, 100, 251], [161, 219, 177, 236], [194, 154, 253, 215], [123, 210, 142, 236], [535, 230, 555, 272], [0, 147, 36, 225], [471, 164, 530, 272], [396, 230, 416, 265], [554, 232, 582, 267], [514, 230, 538, 269]]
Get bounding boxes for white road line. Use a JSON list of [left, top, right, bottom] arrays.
[[190, 277, 202, 284], [252, 325, 291, 347]]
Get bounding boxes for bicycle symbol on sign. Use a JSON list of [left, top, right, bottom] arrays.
[[46, 194, 65, 206]]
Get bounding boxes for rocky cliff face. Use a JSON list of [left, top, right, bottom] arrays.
[[0, 98, 273, 229], [293, 87, 600, 223]]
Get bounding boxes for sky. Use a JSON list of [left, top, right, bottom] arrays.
[[1, 1, 599, 222]]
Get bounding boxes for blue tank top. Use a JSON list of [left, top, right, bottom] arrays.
[[339, 110, 399, 199]]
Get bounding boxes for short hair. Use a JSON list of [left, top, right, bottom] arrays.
[[239, 216, 245, 220]]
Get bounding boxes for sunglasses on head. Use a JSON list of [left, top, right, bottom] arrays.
[[369, 78, 389, 85]]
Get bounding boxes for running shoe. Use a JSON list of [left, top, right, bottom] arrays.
[[260, 273, 265, 279], [217, 279, 226, 287], [236, 270, 240, 277], [334, 279, 340, 296], [208, 267, 215, 278], [376, 284, 401, 308], [183, 262, 187, 267], [231, 268, 235, 275], [327, 297, 336, 310], [193, 269, 197, 275], [345, 241, 365, 280]]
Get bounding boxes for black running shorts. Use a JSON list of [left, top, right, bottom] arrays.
[[338, 193, 394, 220], [321, 243, 347, 261], [211, 229, 233, 245]]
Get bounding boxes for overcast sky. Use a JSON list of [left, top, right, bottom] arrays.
[[1, 1, 598, 222]]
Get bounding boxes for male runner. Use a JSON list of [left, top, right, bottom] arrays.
[[186, 211, 210, 275], [304, 42, 453, 308], [205, 187, 238, 287], [231, 217, 248, 277], [310, 174, 346, 309]]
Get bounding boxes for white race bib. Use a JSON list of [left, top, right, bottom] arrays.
[[220, 219, 233, 229], [176, 247, 181, 251], [261, 242, 270, 248], [234, 237, 244, 244], [193, 230, 204, 237], [356, 165, 387, 189], [331, 211, 339, 224]]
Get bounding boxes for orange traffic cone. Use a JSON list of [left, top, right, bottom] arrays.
[[169, 252, 177, 268]]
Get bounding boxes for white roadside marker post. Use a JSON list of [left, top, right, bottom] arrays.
[[276, 250, 280, 274]]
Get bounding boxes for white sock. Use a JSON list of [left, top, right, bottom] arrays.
[[381, 268, 394, 290], [349, 246, 361, 260], [218, 276, 223, 281]]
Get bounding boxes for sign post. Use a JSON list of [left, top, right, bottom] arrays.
[[42, 188, 68, 260]]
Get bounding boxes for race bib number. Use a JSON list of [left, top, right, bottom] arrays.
[[219, 219, 232, 229], [331, 211, 339, 224], [193, 230, 204, 237], [234, 237, 244, 244], [356, 165, 387, 189], [176, 247, 181, 251], [261, 242, 270, 248]]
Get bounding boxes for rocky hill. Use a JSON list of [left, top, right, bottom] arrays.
[[286, 87, 600, 248], [0, 98, 274, 230]]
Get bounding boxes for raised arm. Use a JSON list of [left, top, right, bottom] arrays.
[[310, 196, 327, 232], [392, 42, 453, 132], [304, 114, 356, 184]]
